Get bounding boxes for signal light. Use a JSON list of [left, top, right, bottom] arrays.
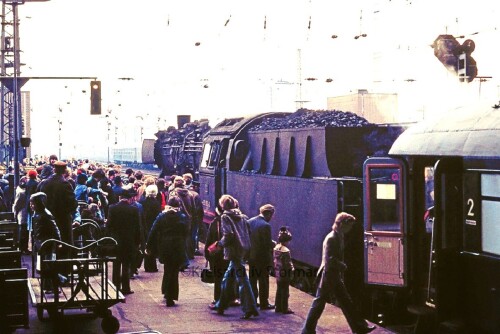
[[458, 53, 477, 83], [90, 80, 101, 115]]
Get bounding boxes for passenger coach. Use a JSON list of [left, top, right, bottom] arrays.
[[364, 104, 500, 333]]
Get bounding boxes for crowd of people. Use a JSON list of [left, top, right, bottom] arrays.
[[3, 154, 376, 333]]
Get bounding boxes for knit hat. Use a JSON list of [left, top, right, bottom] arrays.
[[278, 226, 292, 243], [30, 192, 47, 206], [77, 173, 88, 185], [28, 169, 37, 179]]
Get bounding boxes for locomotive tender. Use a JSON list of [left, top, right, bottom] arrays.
[[198, 106, 500, 333]]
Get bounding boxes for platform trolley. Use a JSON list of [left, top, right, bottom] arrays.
[[28, 237, 125, 334]]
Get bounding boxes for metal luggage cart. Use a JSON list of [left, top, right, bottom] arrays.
[[28, 237, 125, 334]]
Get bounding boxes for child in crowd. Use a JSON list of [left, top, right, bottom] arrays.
[[273, 226, 294, 314], [30, 192, 64, 293], [74, 173, 106, 203]]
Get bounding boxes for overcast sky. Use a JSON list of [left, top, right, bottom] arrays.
[[15, 0, 500, 160]]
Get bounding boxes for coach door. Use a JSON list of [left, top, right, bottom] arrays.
[[363, 157, 407, 287]]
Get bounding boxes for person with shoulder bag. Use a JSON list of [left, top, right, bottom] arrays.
[[204, 204, 239, 308], [209, 195, 258, 320]]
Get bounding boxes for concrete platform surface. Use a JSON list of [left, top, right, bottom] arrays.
[[16, 249, 396, 334]]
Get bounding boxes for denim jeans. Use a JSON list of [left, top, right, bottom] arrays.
[[216, 259, 258, 313], [191, 221, 199, 252], [302, 278, 368, 334]]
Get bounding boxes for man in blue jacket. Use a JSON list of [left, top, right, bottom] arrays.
[[248, 204, 276, 310]]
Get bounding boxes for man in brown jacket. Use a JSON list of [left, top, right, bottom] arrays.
[[302, 212, 375, 334], [169, 176, 203, 260]]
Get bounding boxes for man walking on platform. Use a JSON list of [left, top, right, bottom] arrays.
[[248, 204, 276, 310], [106, 189, 141, 294], [302, 212, 375, 334], [169, 176, 203, 260], [37, 161, 78, 248]]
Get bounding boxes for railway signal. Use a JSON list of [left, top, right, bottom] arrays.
[[432, 34, 477, 82], [90, 80, 101, 115]]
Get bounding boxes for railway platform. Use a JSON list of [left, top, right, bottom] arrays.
[[16, 245, 396, 334]]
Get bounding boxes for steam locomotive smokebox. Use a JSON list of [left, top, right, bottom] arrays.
[[246, 126, 403, 177], [177, 115, 191, 129]]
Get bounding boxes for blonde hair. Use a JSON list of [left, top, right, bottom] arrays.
[[143, 176, 156, 187], [173, 176, 185, 188], [145, 185, 158, 198]]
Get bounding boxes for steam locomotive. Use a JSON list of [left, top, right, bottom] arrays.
[[196, 107, 500, 333], [150, 115, 211, 178]]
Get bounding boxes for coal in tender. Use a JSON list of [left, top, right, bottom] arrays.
[[250, 109, 371, 131]]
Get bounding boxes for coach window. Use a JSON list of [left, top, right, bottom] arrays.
[[200, 141, 220, 169], [481, 173, 500, 256], [424, 167, 435, 210], [368, 167, 402, 232]]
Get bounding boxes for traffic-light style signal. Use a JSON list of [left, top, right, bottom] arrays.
[[432, 35, 477, 82], [90, 80, 101, 115]]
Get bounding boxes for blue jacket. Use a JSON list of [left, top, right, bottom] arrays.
[[248, 215, 274, 266]]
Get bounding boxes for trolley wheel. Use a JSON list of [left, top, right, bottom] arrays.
[[53, 317, 69, 334], [101, 315, 120, 334], [47, 306, 58, 320], [94, 305, 112, 318], [36, 306, 45, 321]]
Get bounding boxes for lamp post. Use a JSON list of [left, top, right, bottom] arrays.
[[135, 115, 144, 143], [57, 107, 62, 159], [106, 109, 112, 163]]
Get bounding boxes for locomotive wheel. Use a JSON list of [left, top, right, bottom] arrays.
[[290, 268, 315, 294], [101, 315, 120, 334], [293, 275, 313, 293]]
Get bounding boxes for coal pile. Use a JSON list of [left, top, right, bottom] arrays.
[[155, 120, 210, 146], [250, 109, 371, 131]]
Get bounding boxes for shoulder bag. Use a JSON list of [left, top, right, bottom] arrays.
[[201, 261, 215, 283], [207, 220, 223, 256]]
